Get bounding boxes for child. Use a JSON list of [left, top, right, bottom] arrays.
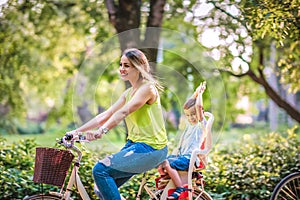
[[157, 81, 213, 200]]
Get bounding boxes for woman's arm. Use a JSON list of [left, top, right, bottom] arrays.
[[102, 82, 156, 130], [71, 90, 128, 133]]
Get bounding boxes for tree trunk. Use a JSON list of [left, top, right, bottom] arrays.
[[105, 0, 141, 51], [105, 0, 166, 68], [143, 0, 166, 72], [267, 42, 279, 130], [286, 88, 297, 126]]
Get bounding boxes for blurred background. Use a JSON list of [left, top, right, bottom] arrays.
[[0, 0, 299, 199], [1, 0, 299, 140]]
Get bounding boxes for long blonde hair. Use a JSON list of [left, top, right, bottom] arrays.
[[122, 48, 163, 91]]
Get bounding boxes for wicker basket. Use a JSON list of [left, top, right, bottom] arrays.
[[33, 147, 74, 187]]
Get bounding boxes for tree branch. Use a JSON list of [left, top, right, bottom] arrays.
[[208, 1, 241, 22], [225, 66, 300, 122], [219, 68, 248, 78], [207, 0, 251, 33]]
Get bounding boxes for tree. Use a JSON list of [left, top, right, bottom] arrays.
[[104, 1, 232, 129], [0, 0, 111, 132], [185, 0, 300, 123], [105, 0, 166, 72]]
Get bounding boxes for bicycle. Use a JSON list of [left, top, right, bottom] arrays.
[[270, 171, 300, 200], [23, 134, 126, 200], [24, 132, 213, 200]]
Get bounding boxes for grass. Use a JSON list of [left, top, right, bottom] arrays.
[[215, 122, 299, 151], [2, 125, 127, 152], [2, 122, 297, 153]]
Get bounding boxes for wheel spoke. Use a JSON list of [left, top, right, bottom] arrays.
[[273, 173, 300, 200]]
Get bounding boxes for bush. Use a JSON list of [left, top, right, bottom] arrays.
[[204, 126, 300, 199], [1, 127, 299, 199], [0, 137, 42, 199], [0, 136, 107, 199]]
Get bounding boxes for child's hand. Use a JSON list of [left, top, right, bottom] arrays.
[[197, 81, 206, 94], [193, 81, 206, 98]]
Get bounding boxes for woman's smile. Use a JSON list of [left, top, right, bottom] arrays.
[[119, 69, 128, 77], [119, 55, 139, 81]]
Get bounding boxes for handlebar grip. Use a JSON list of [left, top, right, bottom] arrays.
[[58, 133, 88, 148], [78, 135, 86, 140], [65, 134, 73, 141]]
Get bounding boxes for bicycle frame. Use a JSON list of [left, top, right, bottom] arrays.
[[139, 173, 212, 200], [137, 171, 189, 200], [46, 144, 90, 200], [48, 164, 90, 200], [65, 164, 90, 199], [49, 139, 126, 200]]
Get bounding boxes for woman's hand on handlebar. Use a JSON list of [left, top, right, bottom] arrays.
[[65, 128, 104, 141], [86, 130, 103, 141], [64, 130, 86, 142], [66, 129, 78, 138]]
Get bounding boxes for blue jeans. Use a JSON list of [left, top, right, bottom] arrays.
[[167, 154, 190, 171], [93, 140, 168, 200]]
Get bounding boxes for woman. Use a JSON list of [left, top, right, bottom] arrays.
[[67, 48, 168, 199]]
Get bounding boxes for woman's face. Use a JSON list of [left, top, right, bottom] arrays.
[[184, 106, 197, 125], [119, 55, 139, 81]]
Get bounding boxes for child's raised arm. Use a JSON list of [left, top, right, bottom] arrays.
[[194, 81, 206, 122]]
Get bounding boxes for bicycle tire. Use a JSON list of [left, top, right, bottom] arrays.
[[23, 194, 62, 200], [270, 172, 300, 200], [193, 187, 213, 200]]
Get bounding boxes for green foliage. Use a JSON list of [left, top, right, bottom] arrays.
[[179, 0, 300, 123], [0, 136, 109, 199], [277, 41, 300, 93], [242, 0, 300, 44], [0, 137, 53, 199], [204, 126, 300, 199], [0, 0, 112, 132], [240, 0, 300, 93], [119, 169, 159, 199], [157, 29, 229, 130], [1, 126, 299, 199]]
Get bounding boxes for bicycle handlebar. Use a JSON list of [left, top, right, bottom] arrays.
[[58, 133, 89, 164], [59, 133, 89, 147]]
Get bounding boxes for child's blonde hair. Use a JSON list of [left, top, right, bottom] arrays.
[[183, 98, 196, 110]]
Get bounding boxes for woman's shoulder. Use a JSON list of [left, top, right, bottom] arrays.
[[139, 81, 158, 95], [141, 80, 155, 89]]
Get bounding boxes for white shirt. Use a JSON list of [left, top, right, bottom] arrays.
[[177, 120, 206, 157]]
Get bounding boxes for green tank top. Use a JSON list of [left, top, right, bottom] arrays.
[[125, 86, 168, 150]]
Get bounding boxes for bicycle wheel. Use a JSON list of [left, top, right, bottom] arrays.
[[23, 194, 61, 200], [193, 187, 213, 200], [270, 172, 300, 200]]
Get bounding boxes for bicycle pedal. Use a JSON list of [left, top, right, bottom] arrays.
[[192, 172, 203, 179]]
